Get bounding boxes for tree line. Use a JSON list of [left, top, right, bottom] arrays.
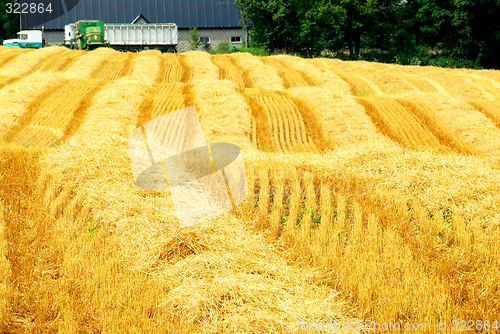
[[230, 0, 500, 69]]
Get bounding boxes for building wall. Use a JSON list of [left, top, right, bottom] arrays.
[[43, 30, 65, 46], [176, 28, 245, 52], [42, 28, 246, 52]]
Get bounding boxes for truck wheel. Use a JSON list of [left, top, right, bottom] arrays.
[[117, 49, 124, 52], [166, 49, 175, 53], [131, 48, 139, 53]]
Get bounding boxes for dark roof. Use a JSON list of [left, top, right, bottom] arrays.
[[21, 0, 242, 30]]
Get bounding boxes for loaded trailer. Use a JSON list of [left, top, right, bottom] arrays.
[[65, 20, 178, 52]]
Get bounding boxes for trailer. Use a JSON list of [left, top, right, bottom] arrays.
[[65, 21, 177, 53]]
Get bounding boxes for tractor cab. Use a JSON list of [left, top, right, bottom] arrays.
[[3, 30, 43, 48]]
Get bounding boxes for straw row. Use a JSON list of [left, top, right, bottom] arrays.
[[468, 100, 500, 129], [92, 52, 134, 80], [260, 56, 311, 88], [38, 49, 84, 73], [137, 82, 187, 127], [6, 79, 107, 147], [357, 97, 447, 151], [243, 89, 317, 153], [158, 53, 184, 83], [0, 48, 33, 70], [211, 54, 247, 88]]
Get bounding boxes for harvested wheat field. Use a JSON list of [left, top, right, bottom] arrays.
[[0, 46, 499, 333]]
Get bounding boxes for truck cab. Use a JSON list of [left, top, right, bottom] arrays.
[[2, 31, 43, 48]]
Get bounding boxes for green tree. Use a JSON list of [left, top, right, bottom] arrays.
[[0, 0, 20, 43], [187, 26, 201, 50], [453, 0, 500, 68]]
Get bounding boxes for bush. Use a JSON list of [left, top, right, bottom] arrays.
[[216, 40, 231, 54]]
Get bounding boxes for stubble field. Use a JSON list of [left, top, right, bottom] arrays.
[[0, 45, 499, 333]]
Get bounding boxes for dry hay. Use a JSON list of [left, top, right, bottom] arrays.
[[418, 94, 500, 155], [398, 66, 488, 100], [189, 81, 253, 154], [287, 86, 387, 147], [0, 46, 64, 76], [0, 48, 33, 70], [242, 88, 320, 153], [468, 100, 500, 128], [129, 50, 162, 83], [29, 76, 358, 332], [157, 53, 184, 83], [356, 70, 416, 95], [0, 73, 68, 139], [260, 56, 312, 88], [320, 58, 370, 71], [462, 74, 500, 100], [399, 74, 439, 93], [5, 79, 107, 147], [320, 63, 384, 97], [0, 76, 19, 90], [211, 54, 247, 88], [306, 59, 354, 93], [138, 82, 187, 126], [2, 50, 500, 332], [64, 47, 117, 79], [181, 51, 219, 84], [92, 52, 135, 80], [246, 155, 500, 323], [397, 99, 477, 154], [230, 53, 284, 90], [357, 97, 449, 151], [36, 49, 84, 73]]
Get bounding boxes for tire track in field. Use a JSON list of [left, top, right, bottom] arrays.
[[91, 52, 134, 80], [3, 79, 107, 148], [157, 53, 184, 83], [260, 57, 314, 88], [241, 88, 326, 153]]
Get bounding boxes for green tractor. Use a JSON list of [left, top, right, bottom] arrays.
[[73, 20, 106, 50]]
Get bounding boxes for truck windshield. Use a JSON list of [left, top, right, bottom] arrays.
[[20, 34, 27, 40]]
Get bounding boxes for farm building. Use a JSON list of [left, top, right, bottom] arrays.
[[20, 0, 246, 52]]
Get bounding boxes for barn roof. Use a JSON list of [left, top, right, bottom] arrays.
[[21, 0, 242, 30]]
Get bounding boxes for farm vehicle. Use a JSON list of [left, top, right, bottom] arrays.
[[65, 20, 178, 53]]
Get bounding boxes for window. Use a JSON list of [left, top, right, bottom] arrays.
[[231, 36, 241, 43], [199, 37, 210, 44], [20, 34, 27, 40]]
